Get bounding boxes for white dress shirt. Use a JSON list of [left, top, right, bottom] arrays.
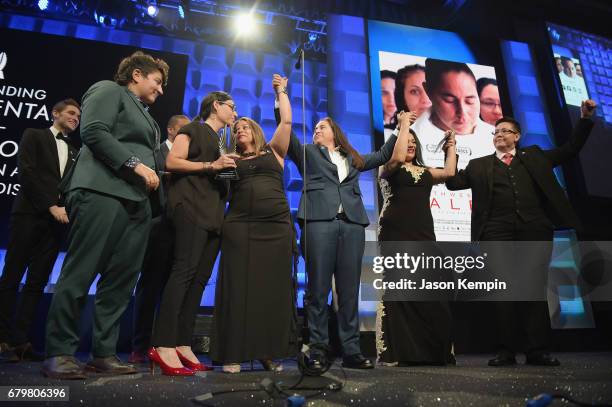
[[328, 147, 348, 213], [49, 126, 68, 177]]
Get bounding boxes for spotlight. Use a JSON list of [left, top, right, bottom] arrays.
[[234, 13, 256, 36], [37, 0, 49, 11], [308, 32, 318, 43], [178, 4, 185, 19], [147, 5, 158, 17]]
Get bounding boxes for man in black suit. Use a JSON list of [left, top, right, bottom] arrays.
[[0, 99, 80, 361], [129, 114, 190, 363], [446, 99, 596, 366]]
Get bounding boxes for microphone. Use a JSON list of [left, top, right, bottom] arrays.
[[294, 47, 304, 70]]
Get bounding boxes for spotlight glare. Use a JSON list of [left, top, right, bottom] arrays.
[[147, 5, 158, 17], [234, 13, 255, 36], [178, 5, 185, 19], [37, 0, 49, 11]]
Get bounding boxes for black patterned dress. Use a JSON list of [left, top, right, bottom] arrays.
[[376, 165, 453, 365]]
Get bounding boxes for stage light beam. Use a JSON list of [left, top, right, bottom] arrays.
[[234, 13, 256, 36], [147, 5, 159, 17]]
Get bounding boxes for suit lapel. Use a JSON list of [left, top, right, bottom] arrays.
[[318, 145, 332, 163], [64, 143, 77, 176], [485, 153, 495, 198], [124, 88, 160, 150], [45, 129, 61, 178]]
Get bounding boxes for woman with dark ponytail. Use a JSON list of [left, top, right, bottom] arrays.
[[148, 91, 239, 376]]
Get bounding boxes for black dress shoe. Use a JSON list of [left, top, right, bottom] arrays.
[[41, 356, 87, 379], [9, 342, 45, 362], [526, 353, 560, 366], [488, 353, 517, 367], [85, 355, 138, 375], [342, 354, 374, 369]]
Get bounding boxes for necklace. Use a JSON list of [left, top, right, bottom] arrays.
[[240, 151, 257, 158], [401, 163, 425, 183]]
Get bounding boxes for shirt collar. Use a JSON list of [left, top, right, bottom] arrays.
[[496, 148, 516, 160], [49, 125, 65, 138], [126, 88, 150, 111]]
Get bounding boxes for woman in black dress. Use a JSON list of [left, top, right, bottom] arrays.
[[211, 75, 296, 373], [376, 110, 457, 366], [149, 91, 239, 376]]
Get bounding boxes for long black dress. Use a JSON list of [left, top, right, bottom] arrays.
[[211, 148, 297, 363], [376, 165, 453, 365]]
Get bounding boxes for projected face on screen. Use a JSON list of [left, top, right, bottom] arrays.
[[427, 69, 479, 134], [396, 66, 431, 118]]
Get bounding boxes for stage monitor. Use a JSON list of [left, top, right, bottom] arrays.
[[368, 20, 506, 241], [547, 22, 612, 198]]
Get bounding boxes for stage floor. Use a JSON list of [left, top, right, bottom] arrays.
[[1, 353, 611, 406]]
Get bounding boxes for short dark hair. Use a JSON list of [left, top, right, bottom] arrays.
[[52, 98, 80, 113], [476, 77, 498, 98], [560, 56, 574, 67], [394, 64, 425, 113], [425, 58, 476, 95], [196, 91, 232, 121], [114, 51, 169, 86], [167, 114, 190, 128], [381, 70, 396, 80], [495, 116, 521, 134]]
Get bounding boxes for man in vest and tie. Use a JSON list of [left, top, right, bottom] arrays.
[[446, 99, 597, 367]]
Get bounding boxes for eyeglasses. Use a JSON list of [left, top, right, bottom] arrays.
[[492, 128, 518, 136], [219, 101, 237, 112], [481, 101, 502, 109]]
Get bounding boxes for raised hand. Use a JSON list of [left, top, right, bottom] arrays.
[[581, 99, 597, 119]]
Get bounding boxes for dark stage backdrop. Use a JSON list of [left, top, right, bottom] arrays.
[[0, 27, 188, 246]]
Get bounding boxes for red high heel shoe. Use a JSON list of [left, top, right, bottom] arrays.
[[176, 349, 214, 372], [148, 348, 195, 376]]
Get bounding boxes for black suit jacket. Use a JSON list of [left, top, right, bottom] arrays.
[[446, 118, 594, 241], [12, 128, 78, 215]]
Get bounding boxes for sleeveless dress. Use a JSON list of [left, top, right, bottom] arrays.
[[376, 165, 453, 365], [211, 148, 297, 363]]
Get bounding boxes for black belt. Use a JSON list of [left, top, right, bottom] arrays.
[[335, 212, 349, 221]]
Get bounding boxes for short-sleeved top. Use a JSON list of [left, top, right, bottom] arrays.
[[166, 121, 227, 233]]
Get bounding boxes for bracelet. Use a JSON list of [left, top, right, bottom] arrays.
[[202, 162, 213, 173], [276, 87, 288, 96]]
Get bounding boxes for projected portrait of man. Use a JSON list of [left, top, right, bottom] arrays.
[[410, 58, 494, 169]]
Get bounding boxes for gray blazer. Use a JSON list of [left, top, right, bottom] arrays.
[[286, 131, 397, 226]]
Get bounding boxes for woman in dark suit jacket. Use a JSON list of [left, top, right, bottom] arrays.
[[284, 114, 397, 371]]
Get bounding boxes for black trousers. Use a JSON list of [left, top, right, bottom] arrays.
[[131, 215, 174, 353], [151, 205, 220, 347], [481, 216, 554, 355], [0, 213, 64, 346]]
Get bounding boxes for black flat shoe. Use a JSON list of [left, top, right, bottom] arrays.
[[259, 359, 283, 372], [488, 354, 517, 367], [342, 354, 374, 369], [9, 342, 45, 362], [525, 353, 560, 366]]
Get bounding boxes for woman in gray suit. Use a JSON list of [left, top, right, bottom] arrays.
[[283, 108, 397, 372]]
